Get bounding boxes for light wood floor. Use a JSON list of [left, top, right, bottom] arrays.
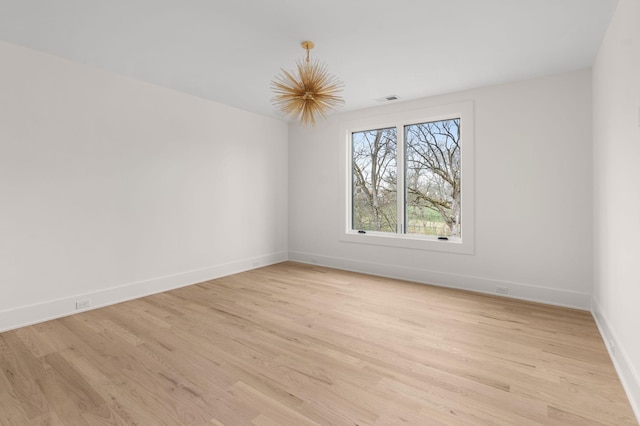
[[0, 262, 636, 425]]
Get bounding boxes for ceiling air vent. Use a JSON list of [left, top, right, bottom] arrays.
[[375, 95, 400, 103]]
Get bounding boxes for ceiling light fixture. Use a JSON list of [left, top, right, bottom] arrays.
[[271, 41, 344, 126]]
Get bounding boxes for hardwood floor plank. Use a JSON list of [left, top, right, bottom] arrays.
[[27, 411, 65, 426], [0, 262, 636, 425], [42, 352, 107, 413], [227, 381, 318, 426], [0, 333, 51, 420], [0, 388, 30, 425]]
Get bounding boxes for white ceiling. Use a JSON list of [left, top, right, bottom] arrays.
[[0, 0, 617, 120]]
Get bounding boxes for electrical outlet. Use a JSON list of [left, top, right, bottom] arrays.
[[75, 299, 90, 310], [495, 286, 509, 295]]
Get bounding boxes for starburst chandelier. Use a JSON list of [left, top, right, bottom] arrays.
[[271, 41, 345, 126]]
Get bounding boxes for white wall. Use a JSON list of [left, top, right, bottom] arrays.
[[289, 70, 593, 309], [0, 41, 288, 331], [592, 0, 640, 418]]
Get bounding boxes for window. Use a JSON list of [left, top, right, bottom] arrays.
[[352, 126, 398, 232], [341, 101, 474, 254]]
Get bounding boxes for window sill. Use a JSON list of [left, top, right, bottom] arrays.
[[340, 231, 474, 255]]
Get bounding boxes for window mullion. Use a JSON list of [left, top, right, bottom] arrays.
[[396, 124, 405, 235]]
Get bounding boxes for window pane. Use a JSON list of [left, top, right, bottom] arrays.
[[352, 127, 397, 232], [404, 118, 461, 237]]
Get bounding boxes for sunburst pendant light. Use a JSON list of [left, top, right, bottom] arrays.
[[271, 41, 345, 126]]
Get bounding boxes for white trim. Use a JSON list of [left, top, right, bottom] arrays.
[[339, 231, 471, 254], [397, 123, 406, 234], [339, 100, 475, 255], [289, 250, 591, 310], [0, 251, 288, 333], [592, 298, 640, 423]]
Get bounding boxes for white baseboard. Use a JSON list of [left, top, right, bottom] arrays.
[[0, 251, 288, 333], [592, 298, 640, 423], [288, 250, 591, 310]]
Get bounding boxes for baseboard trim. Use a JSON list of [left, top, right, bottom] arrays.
[[592, 298, 640, 423], [0, 251, 288, 333], [288, 250, 591, 310]]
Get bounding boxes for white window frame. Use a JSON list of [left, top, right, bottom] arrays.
[[339, 101, 474, 255]]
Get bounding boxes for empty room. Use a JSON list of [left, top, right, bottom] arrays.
[[1, 0, 639, 424]]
